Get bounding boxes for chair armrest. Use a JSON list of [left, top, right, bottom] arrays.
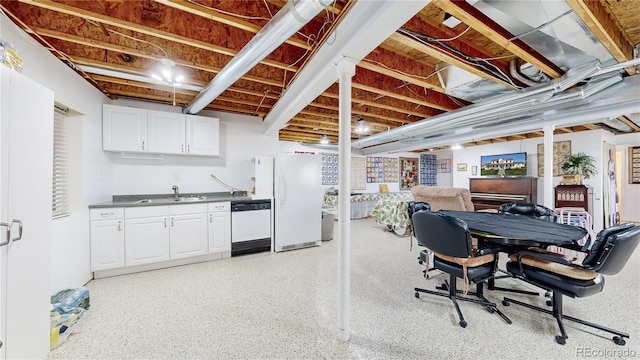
[[516, 250, 572, 266]]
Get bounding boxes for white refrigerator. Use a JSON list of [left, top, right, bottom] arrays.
[[257, 153, 322, 252]]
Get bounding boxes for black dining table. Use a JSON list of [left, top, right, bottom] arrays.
[[439, 210, 589, 250]]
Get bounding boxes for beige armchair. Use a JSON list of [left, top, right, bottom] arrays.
[[410, 186, 475, 211]]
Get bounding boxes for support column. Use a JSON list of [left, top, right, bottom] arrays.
[[336, 58, 356, 342], [543, 124, 555, 208]]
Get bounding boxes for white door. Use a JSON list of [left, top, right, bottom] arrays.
[[185, 115, 219, 156], [274, 153, 322, 249], [169, 213, 208, 259], [0, 67, 54, 359], [125, 217, 170, 266], [102, 104, 147, 152], [147, 110, 185, 154]]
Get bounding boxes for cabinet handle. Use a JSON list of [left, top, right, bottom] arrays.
[[181, 144, 184, 153], [171, 218, 174, 227], [209, 214, 212, 223], [142, 141, 145, 151], [164, 218, 167, 228], [117, 221, 122, 231], [188, 145, 191, 153], [100, 212, 114, 217]]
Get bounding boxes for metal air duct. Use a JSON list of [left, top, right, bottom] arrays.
[[183, 0, 332, 115]]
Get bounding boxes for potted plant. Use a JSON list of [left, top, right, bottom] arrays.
[[561, 152, 597, 182]]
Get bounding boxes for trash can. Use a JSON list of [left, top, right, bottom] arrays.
[[321, 208, 336, 241]]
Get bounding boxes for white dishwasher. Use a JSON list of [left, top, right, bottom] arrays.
[[231, 199, 272, 256]]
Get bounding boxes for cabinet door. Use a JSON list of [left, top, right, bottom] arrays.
[[90, 219, 125, 271], [170, 213, 208, 259], [125, 216, 170, 266], [186, 115, 219, 156], [103, 104, 147, 152], [147, 110, 185, 154], [208, 211, 231, 253]]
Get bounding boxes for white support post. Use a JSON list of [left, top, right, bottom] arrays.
[[336, 58, 356, 342], [543, 124, 555, 209]]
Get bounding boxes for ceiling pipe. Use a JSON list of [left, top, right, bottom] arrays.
[[352, 60, 606, 149], [183, 0, 332, 115]]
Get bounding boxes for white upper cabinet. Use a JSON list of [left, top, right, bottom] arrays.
[[147, 110, 186, 154], [186, 115, 220, 156], [103, 104, 147, 152], [103, 105, 219, 156]]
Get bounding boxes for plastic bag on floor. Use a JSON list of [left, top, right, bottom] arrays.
[[50, 287, 90, 349]]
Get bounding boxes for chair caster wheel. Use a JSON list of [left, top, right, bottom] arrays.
[[486, 307, 495, 314], [502, 300, 510, 306], [546, 300, 552, 306], [555, 335, 566, 345], [459, 320, 467, 328], [613, 336, 626, 346], [414, 292, 419, 299]]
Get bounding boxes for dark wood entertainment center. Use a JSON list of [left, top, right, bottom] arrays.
[[469, 177, 538, 210]]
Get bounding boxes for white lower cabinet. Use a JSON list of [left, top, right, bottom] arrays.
[[125, 206, 170, 266], [208, 202, 231, 254], [91, 202, 231, 275], [169, 203, 208, 259], [90, 208, 125, 271]]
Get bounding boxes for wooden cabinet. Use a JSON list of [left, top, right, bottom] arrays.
[[90, 208, 125, 271], [103, 104, 147, 152], [169, 204, 208, 259], [208, 202, 231, 255], [103, 105, 219, 156], [555, 184, 592, 213], [124, 206, 170, 266]]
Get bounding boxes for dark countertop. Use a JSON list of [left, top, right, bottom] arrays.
[[89, 191, 259, 209]]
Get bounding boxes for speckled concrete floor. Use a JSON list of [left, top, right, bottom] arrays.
[[48, 217, 640, 359]]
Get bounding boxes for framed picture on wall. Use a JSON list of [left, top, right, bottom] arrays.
[[457, 163, 467, 171]]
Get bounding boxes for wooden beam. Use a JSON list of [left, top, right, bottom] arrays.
[[387, 32, 517, 90], [434, 0, 564, 78], [567, 0, 633, 63], [19, 0, 294, 71]]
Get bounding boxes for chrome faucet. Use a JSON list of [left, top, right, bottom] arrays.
[[172, 185, 180, 199]]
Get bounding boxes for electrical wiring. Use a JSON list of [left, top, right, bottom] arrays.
[[426, 26, 471, 42], [362, 58, 441, 81], [398, 28, 520, 89], [187, 0, 271, 21], [86, 19, 169, 59]]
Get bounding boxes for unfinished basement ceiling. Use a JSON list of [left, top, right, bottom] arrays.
[[1, 0, 638, 151]]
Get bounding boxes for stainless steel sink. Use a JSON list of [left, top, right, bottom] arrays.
[[173, 196, 206, 202], [134, 199, 153, 204]]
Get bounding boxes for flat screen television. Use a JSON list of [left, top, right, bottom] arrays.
[[480, 152, 527, 176]]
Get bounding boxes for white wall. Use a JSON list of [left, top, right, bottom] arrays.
[[2, 14, 111, 292], [609, 132, 640, 223]]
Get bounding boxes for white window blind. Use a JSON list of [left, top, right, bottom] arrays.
[[52, 106, 69, 218]]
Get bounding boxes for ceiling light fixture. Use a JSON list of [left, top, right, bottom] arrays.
[[355, 118, 369, 134], [320, 134, 329, 144], [151, 58, 185, 106]]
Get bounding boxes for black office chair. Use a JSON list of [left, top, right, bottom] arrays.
[[502, 223, 640, 345], [407, 201, 432, 276], [498, 202, 558, 222], [411, 210, 511, 327]]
